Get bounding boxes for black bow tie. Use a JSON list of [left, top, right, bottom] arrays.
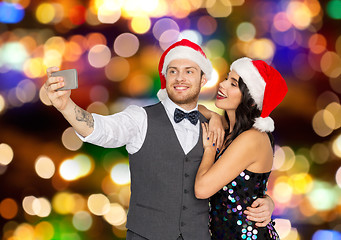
[[174, 108, 199, 125]]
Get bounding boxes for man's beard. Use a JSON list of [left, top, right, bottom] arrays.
[[167, 90, 200, 105]]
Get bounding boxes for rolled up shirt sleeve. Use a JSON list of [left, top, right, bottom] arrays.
[[75, 105, 147, 154]]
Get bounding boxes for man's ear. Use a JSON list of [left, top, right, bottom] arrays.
[[200, 74, 208, 87]]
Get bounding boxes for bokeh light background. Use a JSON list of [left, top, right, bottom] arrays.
[[0, 0, 341, 239]]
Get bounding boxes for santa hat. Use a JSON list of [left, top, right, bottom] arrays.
[[157, 39, 213, 101], [230, 57, 288, 132]]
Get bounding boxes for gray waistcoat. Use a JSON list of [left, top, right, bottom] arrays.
[[126, 102, 210, 240]]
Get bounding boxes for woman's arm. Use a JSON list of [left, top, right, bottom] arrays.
[[198, 104, 226, 150], [195, 126, 264, 199]]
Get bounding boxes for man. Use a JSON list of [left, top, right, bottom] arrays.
[[44, 39, 274, 240]]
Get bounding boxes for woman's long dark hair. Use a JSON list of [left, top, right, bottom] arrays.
[[222, 77, 274, 150]]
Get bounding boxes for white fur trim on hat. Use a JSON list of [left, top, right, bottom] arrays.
[[161, 46, 212, 82], [253, 117, 274, 132], [230, 57, 266, 110], [157, 89, 168, 101]]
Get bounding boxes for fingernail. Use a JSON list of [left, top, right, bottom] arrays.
[[207, 137, 209, 140], [213, 143, 215, 146], [217, 148, 220, 152]]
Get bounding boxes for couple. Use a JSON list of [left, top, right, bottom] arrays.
[[44, 39, 287, 240]]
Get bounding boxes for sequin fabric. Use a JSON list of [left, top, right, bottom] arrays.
[[209, 168, 280, 240]]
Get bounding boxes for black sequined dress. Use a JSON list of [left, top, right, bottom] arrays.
[[209, 166, 280, 240]]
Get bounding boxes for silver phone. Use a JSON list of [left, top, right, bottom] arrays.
[[51, 69, 78, 91]]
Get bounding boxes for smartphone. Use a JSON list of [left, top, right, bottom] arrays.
[[51, 69, 78, 91]]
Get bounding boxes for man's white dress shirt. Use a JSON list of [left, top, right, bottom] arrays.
[[77, 96, 200, 155]]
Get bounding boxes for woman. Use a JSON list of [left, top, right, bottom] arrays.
[[196, 57, 287, 240]]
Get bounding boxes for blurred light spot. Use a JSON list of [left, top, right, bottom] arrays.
[[0, 143, 14, 165], [114, 33, 139, 58], [326, 102, 341, 129], [0, 198, 18, 219], [197, 15, 217, 36], [62, 127, 83, 151], [320, 51, 341, 78], [336, 166, 341, 188], [7, 88, 23, 108], [105, 57, 130, 82], [332, 134, 341, 158], [286, 1, 312, 30], [277, 146, 295, 171], [0, 42, 28, 70], [292, 53, 315, 81], [88, 193, 110, 216], [180, 30, 203, 46], [275, 219, 292, 239], [23, 57, 45, 78], [169, 0, 191, 19], [35, 155, 55, 179], [130, 15, 151, 34], [316, 91, 339, 109], [0, 94, 5, 114], [86, 33, 107, 52], [44, 36, 66, 54], [98, 2, 121, 24], [0, 164, 7, 175], [273, 181, 293, 204], [0, 2, 25, 23], [309, 34, 327, 54], [271, 27, 296, 47], [120, 73, 153, 97], [87, 101, 110, 115], [236, 22, 256, 42], [329, 76, 341, 94], [43, 50, 62, 69], [159, 29, 181, 50], [88, 44, 111, 68], [39, 86, 52, 106], [287, 155, 310, 175], [118, 186, 131, 207], [310, 143, 329, 164], [13, 223, 34, 239], [69, 5, 86, 25], [273, 12, 292, 32], [36, 3, 55, 24], [22, 196, 36, 215], [52, 192, 75, 214], [59, 159, 80, 181], [103, 203, 127, 226], [247, 38, 275, 60], [72, 211, 93, 231], [312, 109, 334, 137], [326, 0, 341, 19], [64, 41, 83, 62], [308, 181, 338, 210], [90, 85, 109, 103], [203, 68, 219, 89], [110, 162, 130, 185], [71, 194, 87, 213], [299, 197, 317, 217], [152, 18, 179, 41], [16, 79, 36, 103], [206, 0, 232, 18], [289, 173, 313, 194], [32, 197, 51, 217], [34, 221, 54, 240], [313, 230, 341, 240]]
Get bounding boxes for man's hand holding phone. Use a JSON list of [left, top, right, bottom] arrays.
[[44, 67, 77, 111]]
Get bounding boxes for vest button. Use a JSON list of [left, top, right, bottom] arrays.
[[185, 157, 189, 162], [184, 189, 188, 193], [184, 173, 189, 177], [182, 206, 187, 210], [181, 222, 186, 226]]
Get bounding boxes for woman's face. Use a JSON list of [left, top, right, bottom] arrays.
[[215, 70, 242, 111]]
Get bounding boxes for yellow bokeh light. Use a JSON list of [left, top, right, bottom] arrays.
[[35, 155, 55, 179], [247, 38, 275, 60], [0, 94, 6, 114], [332, 134, 341, 158], [287, 155, 310, 175], [36, 3, 55, 24], [34, 221, 54, 240], [320, 51, 341, 78], [206, 0, 232, 18], [105, 57, 130, 82], [273, 179, 293, 204], [32, 197, 51, 217], [312, 109, 334, 137], [52, 192, 75, 215], [87, 101, 110, 115], [288, 173, 313, 194], [87, 193, 110, 216], [286, 1, 312, 30], [98, 3, 121, 24], [22, 196, 36, 215], [0, 143, 14, 165], [326, 102, 341, 129], [13, 223, 35, 240], [103, 203, 127, 226], [44, 36, 66, 54], [310, 143, 329, 164], [130, 15, 151, 34], [23, 57, 45, 78], [277, 146, 296, 171]]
